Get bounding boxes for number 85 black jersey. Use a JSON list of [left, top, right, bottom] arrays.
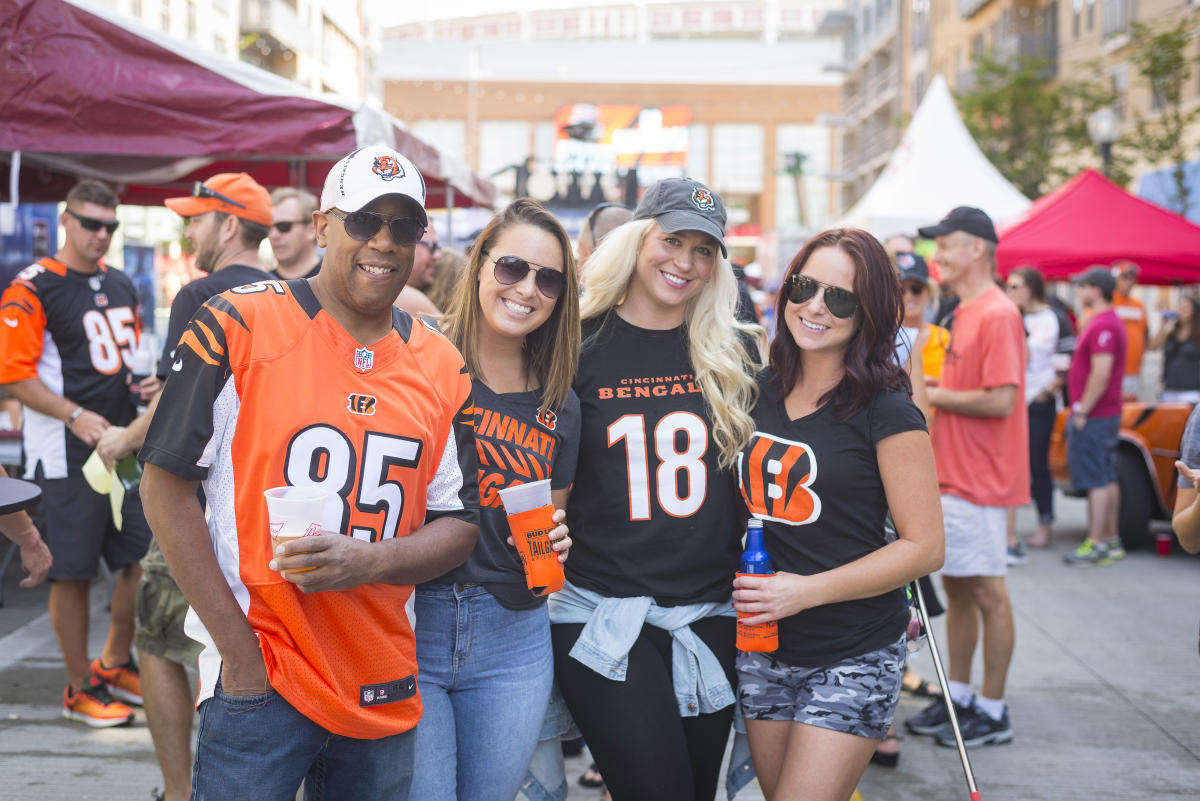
[[566, 314, 742, 606], [0, 258, 139, 478]]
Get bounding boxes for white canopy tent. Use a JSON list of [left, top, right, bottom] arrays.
[[837, 75, 1030, 238]]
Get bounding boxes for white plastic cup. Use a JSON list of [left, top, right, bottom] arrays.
[[497, 479, 552, 515], [263, 486, 328, 569]]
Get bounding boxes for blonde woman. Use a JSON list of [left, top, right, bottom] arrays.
[[549, 178, 764, 801], [411, 199, 579, 801]]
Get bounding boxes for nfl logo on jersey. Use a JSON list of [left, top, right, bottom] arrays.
[[354, 347, 374, 371]]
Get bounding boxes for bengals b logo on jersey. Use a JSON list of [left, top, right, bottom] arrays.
[[372, 156, 404, 181], [737, 432, 821, 525], [535, 407, 557, 431]]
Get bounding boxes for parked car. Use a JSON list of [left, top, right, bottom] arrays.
[[1048, 401, 1193, 549]]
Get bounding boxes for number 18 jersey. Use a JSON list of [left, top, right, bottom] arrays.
[[566, 314, 741, 606], [141, 279, 479, 739]]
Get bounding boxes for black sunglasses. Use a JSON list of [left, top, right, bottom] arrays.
[[417, 241, 440, 255], [902, 281, 927, 296], [487, 253, 566, 300], [271, 220, 309, 233], [66, 208, 119, 235], [786, 274, 859, 319], [326, 209, 426, 246], [191, 181, 246, 210]]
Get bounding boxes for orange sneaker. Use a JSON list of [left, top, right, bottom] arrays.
[[62, 676, 134, 727], [90, 657, 143, 706]]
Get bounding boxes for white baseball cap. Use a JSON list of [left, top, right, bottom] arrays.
[[320, 145, 428, 227]]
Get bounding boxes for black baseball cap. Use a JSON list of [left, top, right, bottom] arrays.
[[895, 251, 930, 284], [917, 206, 998, 244], [1073, 266, 1117, 294], [634, 177, 728, 257]]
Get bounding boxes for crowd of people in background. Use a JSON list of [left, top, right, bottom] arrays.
[[2, 149, 1200, 801]]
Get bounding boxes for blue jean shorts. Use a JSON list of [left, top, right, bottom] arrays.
[[1067, 414, 1120, 491], [736, 634, 906, 740]]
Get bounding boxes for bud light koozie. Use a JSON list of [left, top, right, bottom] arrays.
[[736, 517, 778, 652]]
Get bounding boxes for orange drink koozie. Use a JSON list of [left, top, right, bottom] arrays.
[[735, 572, 779, 652], [506, 505, 565, 596]]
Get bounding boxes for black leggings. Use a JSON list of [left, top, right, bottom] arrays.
[[551, 615, 736, 801]]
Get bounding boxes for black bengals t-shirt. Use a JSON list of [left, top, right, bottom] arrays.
[[738, 373, 926, 666], [434, 381, 581, 610], [157, 265, 273, 378], [567, 314, 743, 607]]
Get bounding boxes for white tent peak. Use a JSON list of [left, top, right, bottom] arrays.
[[837, 74, 1031, 238]]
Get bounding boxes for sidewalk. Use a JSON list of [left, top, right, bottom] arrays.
[[1, 497, 1198, 800]]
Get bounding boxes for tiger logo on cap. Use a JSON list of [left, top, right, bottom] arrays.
[[691, 187, 715, 212], [372, 156, 404, 181]]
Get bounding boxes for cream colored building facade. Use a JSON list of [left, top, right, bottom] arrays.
[[380, 1, 846, 259]]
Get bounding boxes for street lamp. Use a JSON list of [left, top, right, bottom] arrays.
[[1087, 107, 1120, 178]]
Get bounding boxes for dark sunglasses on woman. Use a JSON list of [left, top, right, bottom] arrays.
[[786, 274, 859, 319], [66, 209, 119, 235], [486, 253, 566, 300], [326, 209, 426, 246]]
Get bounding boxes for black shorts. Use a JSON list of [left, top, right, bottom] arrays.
[[37, 470, 152, 581]]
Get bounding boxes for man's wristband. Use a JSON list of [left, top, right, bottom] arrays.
[[1071, 402, 1086, 416], [66, 407, 85, 427]]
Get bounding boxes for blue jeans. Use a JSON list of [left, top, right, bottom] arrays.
[[192, 674, 414, 801], [412, 583, 554, 801]]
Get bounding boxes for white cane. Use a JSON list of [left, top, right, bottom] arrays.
[[911, 579, 983, 801]]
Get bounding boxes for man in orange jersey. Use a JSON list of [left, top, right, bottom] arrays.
[[1112, 260, 1148, 399], [140, 146, 480, 801], [0, 179, 151, 728]]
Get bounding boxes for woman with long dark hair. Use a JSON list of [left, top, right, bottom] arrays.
[[1149, 293, 1200, 403], [732, 229, 943, 801], [411, 198, 579, 801]]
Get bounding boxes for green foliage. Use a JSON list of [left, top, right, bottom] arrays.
[[1125, 19, 1200, 216], [956, 54, 1123, 198]]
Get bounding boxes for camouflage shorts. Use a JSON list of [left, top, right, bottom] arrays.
[[133, 539, 203, 666], [736, 635, 906, 739]]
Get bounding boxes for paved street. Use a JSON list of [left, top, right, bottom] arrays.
[[1, 493, 1198, 800]]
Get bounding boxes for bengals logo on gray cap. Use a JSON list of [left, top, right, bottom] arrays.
[[691, 187, 715, 212]]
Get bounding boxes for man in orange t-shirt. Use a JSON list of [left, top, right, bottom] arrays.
[[140, 147, 480, 801], [907, 207, 1027, 749], [1112, 260, 1148, 399]]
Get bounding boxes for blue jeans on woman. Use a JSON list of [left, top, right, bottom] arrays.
[[191, 674, 415, 801], [412, 583, 554, 801]]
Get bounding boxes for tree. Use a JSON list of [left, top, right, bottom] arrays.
[[1125, 19, 1200, 217], [957, 55, 1121, 198]]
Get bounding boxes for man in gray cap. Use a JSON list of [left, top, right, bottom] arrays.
[[906, 206, 1026, 749], [1063, 267, 1126, 565]]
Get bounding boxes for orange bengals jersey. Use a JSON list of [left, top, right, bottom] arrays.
[[140, 278, 479, 739]]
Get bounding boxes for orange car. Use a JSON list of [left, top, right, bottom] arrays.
[[1048, 402, 1193, 549]]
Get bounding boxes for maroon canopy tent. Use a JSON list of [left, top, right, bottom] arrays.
[[995, 168, 1200, 286], [0, 0, 494, 210]]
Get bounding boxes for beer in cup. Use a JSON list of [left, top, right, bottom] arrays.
[[497, 479, 564, 596], [263, 486, 327, 573]]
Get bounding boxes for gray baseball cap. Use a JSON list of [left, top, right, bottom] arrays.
[[634, 178, 728, 257]]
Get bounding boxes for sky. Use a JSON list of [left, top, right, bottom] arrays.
[[370, 0, 640, 27]]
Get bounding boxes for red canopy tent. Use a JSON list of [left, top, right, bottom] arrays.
[[0, 0, 495, 210], [995, 168, 1200, 285]]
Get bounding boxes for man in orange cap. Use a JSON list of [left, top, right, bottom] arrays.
[[94, 172, 273, 801]]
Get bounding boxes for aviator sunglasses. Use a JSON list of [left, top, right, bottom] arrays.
[[486, 253, 567, 300], [66, 208, 119, 235], [786, 273, 859, 319], [326, 209, 426, 246]]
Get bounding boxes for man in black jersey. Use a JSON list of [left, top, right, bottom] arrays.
[[0, 180, 151, 727], [95, 173, 272, 801]]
